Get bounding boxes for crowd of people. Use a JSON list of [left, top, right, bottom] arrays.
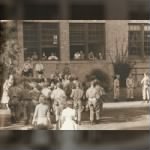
[[73, 51, 103, 60], [0, 68, 150, 130], [113, 72, 150, 103], [0, 72, 105, 130]]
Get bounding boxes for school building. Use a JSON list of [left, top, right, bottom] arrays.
[[1, 20, 150, 83]]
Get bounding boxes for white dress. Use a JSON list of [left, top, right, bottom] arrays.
[[32, 103, 51, 127], [1, 80, 12, 104], [60, 107, 77, 130]]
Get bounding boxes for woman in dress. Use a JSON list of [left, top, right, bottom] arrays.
[[60, 100, 78, 130], [1, 75, 14, 109], [32, 94, 52, 129]]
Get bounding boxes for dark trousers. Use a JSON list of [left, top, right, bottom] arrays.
[[23, 100, 33, 124], [8, 98, 19, 123]]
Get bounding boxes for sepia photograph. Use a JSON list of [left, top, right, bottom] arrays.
[[0, 0, 150, 149], [0, 20, 149, 131]]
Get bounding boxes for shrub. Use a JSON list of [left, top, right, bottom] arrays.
[[108, 37, 133, 87], [114, 62, 131, 87], [85, 69, 111, 92]]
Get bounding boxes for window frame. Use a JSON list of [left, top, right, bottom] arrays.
[[69, 22, 106, 61], [128, 23, 150, 58], [23, 22, 60, 61]]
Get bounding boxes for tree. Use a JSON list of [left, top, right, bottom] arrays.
[[0, 21, 21, 77], [109, 37, 135, 87]]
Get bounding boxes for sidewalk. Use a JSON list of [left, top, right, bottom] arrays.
[[0, 101, 149, 130], [103, 101, 150, 109], [0, 101, 149, 114]]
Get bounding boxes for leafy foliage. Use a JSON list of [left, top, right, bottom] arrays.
[[0, 21, 21, 75], [109, 37, 133, 87], [85, 69, 111, 92]]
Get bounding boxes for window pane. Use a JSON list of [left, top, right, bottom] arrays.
[[144, 31, 150, 55], [128, 31, 142, 55], [23, 22, 59, 61], [70, 24, 85, 44], [40, 23, 59, 60], [69, 23, 105, 60], [128, 24, 142, 56], [23, 22, 40, 60]]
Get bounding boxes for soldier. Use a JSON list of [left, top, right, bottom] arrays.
[[141, 73, 150, 103], [126, 74, 135, 100], [51, 82, 66, 128], [22, 82, 33, 125], [114, 74, 120, 101], [95, 81, 105, 117], [30, 82, 41, 119], [70, 82, 84, 125], [86, 81, 99, 124], [8, 78, 22, 123]]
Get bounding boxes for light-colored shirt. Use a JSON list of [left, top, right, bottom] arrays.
[[86, 87, 97, 99], [48, 56, 58, 60], [51, 88, 66, 102], [141, 76, 150, 88], [126, 78, 134, 88], [61, 107, 77, 130], [32, 103, 50, 125], [35, 63, 44, 72], [41, 88, 51, 98], [114, 79, 120, 88], [71, 88, 83, 101]]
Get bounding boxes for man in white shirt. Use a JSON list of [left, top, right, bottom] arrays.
[[126, 74, 135, 100], [41, 82, 52, 107], [74, 52, 81, 60], [141, 73, 150, 103], [51, 82, 66, 123], [114, 74, 120, 101], [48, 53, 58, 61], [86, 81, 99, 124]]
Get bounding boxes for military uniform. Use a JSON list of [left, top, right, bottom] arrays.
[[22, 87, 33, 124], [8, 85, 22, 123], [126, 76, 134, 99], [95, 84, 105, 117], [30, 87, 40, 114], [114, 78, 120, 100], [86, 86, 99, 123], [141, 74, 150, 102], [51, 87, 66, 122], [71, 88, 84, 124]]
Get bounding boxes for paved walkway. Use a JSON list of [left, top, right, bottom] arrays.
[[103, 101, 150, 109], [0, 101, 149, 130]]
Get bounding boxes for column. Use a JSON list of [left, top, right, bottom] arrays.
[[17, 20, 24, 68], [59, 20, 70, 62], [141, 24, 145, 57]]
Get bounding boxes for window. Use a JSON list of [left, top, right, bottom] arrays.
[[23, 22, 59, 61], [144, 25, 150, 55], [128, 23, 150, 56], [69, 23, 105, 60]]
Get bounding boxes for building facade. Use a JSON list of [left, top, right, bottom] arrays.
[[2, 20, 150, 83]]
